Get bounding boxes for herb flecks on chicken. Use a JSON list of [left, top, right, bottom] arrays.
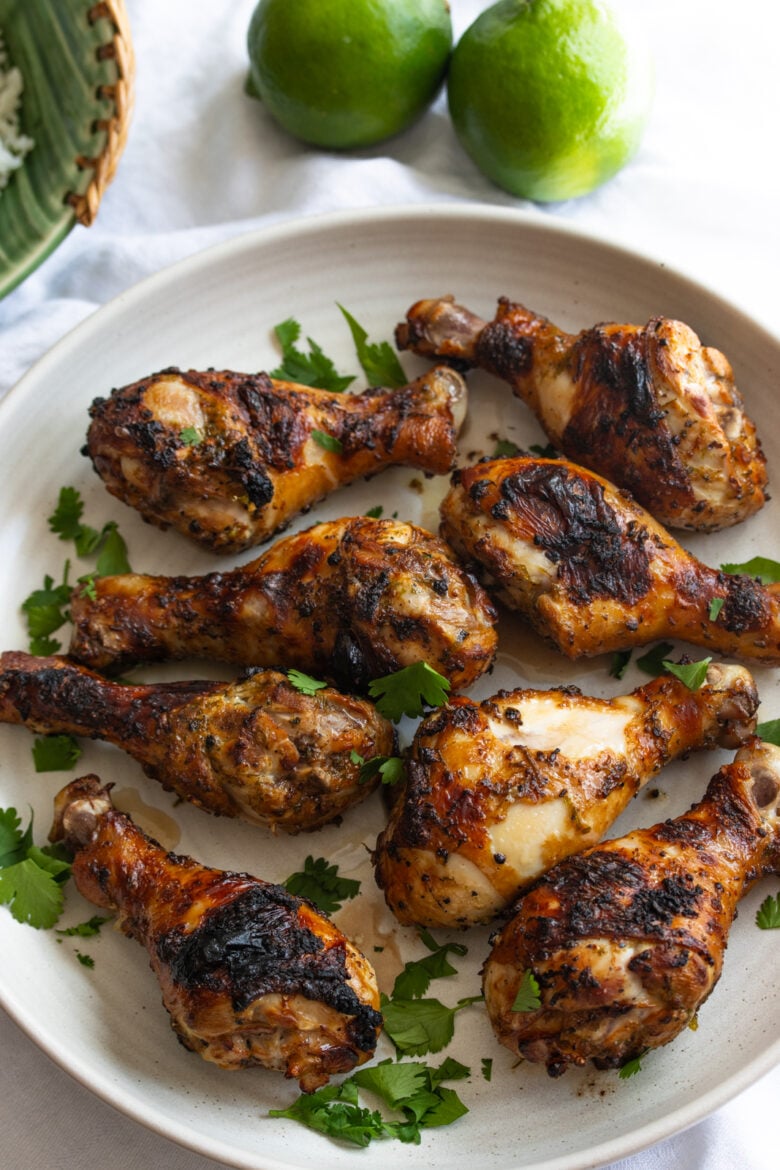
[[397, 296, 767, 532], [373, 663, 758, 928], [482, 737, 780, 1077], [49, 775, 382, 1091], [440, 454, 780, 663], [67, 515, 498, 688], [85, 364, 467, 553], [0, 652, 395, 832]]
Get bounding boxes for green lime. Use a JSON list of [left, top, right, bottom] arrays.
[[246, 0, 453, 150], [447, 0, 653, 202]]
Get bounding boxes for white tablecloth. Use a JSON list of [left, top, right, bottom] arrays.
[[1, 2, 778, 1167]]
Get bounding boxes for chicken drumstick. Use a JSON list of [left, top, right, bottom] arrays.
[[482, 737, 780, 1076], [373, 663, 758, 928], [50, 775, 383, 1090], [67, 515, 498, 686], [0, 651, 394, 832], [396, 295, 767, 532], [440, 454, 780, 663], [86, 364, 467, 553]]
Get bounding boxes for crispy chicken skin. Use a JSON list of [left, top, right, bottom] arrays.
[[0, 651, 395, 832], [440, 454, 780, 663], [67, 515, 498, 688], [482, 737, 780, 1076], [396, 296, 767, 532], [85, 364, 468, 553], [373, 663, 758, 928], [49, 776, 382, 1090]]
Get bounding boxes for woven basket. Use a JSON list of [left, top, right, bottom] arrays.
[[0, 0, 135, 298]]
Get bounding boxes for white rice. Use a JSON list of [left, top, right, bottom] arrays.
[[0, 31, 34, 190]]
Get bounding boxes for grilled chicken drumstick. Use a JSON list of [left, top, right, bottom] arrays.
[[67, 515, 498, 687], [85, 364, 468, 553], [440, 454, 780, 663], [50, 775, 382, 1089], [373, 663, 758, 928], [482, 737, 780, 1077], [397, 296, 767, 532], [0, 651, 394, 832]]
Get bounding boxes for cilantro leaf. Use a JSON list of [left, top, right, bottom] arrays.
[[756, 892, 780, 929], [283, 855, 360, 915], [609, 649, 632, 679], [709, 597, 725, 621], [180, 426, 202, 446], [310, 428, 344, 453], [94, 522, 131, 577], [492, 438, 520, 458], [286, 669, 328, 696], [529, 441, 559, 458], [618, 1052, 646, 1079], [351, 752, 405, 787], [48, 487, 85, 542], [56, 914, 112, 938], [271, 317, 354, 393], [0, 806, 27, 868], [368, 662, 451, 723], [511, 968, 541, 1012], [662, 657, 712, 691], [0, 858, 66, 928], [635, 641, 675, 676], [481, 1057, 493, 1082], [721, 556, 780, 584], [365, 505, 383, 518], [380, 993, 482, 1057], [392, 931, 467, 1000], [338, 305, 407, 389], [76, 951, 95, 968], [21, 566, 72, 654], [32, 734, 82, 773], [756, 718, 780, 746]]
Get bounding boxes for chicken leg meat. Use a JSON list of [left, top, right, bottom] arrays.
[[396, 295, 767, 532], [373, 662, 758, 928], [49, 775, 383, 1090], [67, 514, 498, 687], [440, 454, 780, 663], [86, 364, 467, 553], [482, 737, 780, 1076], [0, 651, 395, 832]]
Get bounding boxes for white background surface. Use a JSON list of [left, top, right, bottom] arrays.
[[0, 2, 778, 1168]]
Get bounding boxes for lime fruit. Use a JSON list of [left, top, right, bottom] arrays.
[[246, 0, 453, 150], [447, 0, 653, 202]]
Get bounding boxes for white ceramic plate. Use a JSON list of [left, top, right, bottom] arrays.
[[0, 205, 778, 1170]]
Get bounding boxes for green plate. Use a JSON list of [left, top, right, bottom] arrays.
[[0, 0, 131, 299]]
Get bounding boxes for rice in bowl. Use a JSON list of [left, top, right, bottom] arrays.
[[0, 31, 34, 189]]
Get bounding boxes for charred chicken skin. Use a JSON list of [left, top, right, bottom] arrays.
[[49, 775, 382, 1090], [482, 737, 780, 1077], [440, 454, 780, 663], [67, 515, 498, 688], [85, 364, 467, 553], [396, 296, 767, 532], [0, 651, 395, 832], [373, 663, 758, 928]]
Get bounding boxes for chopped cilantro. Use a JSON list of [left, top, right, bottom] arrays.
[[721, 556, 780, 584], [609, 649, 632, 679], [337, 305, 407, 389], [0, 807, 71, 929], [179, 426, 202, 446], [350, 751, 405, 787], [662, 657, 712, 691], [529, 441, 559, 458], [269, 1056, 468, 1146], [76, 951, 95, 968], [368, 661, 451, 723], [31, 734, 82, 773], [511, 968, 541, 1013], [365, 505, 384, 518], [481, 1057, 493, 1082], [21, 566, 72, 655], [283, 855, 360, 915], [618, 1054, 645, 1079], [56, 914, 111, 938], [492, 438, 520, 458], [757, 718, 780, 746], [271, 317, 354, 393], [286, 669, 328, 696], [709, 597, 725, 621], [756, 892, 780, 929], [635, 641, 675, 676], [392, 931, 468, 1000], [380, 992, 482, 1057], [311, 428, 344, 453]]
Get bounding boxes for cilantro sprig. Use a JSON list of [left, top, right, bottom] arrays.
[[269, 1056, 469, 1146], [31, 734, 82, 773], [381, 992, 483, 1057], [721, 556, 780, 584], [391, 931, 468, 1000], [283, 855, 360, 915], [351, 750, 405, 787], [368, 662, 451, 723], [662, 656, 712, 691], [271, 318, 354, 393], [756, 892, 780, 929], [338, 304, 407, 389], [0, 807, 71, 928]]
